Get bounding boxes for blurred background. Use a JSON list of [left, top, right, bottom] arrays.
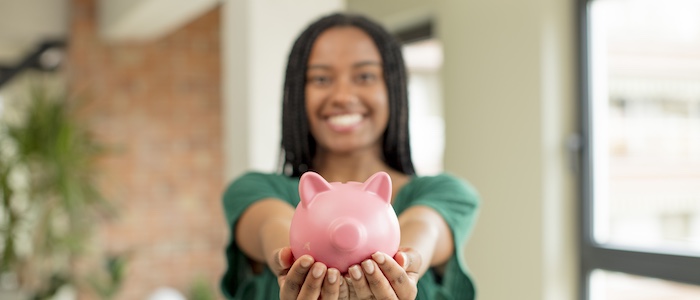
[[0, 0, 698, 299]]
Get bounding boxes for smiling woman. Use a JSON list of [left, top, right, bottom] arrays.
[[304, 26, 389, 159], [220, 13, 480, 300]]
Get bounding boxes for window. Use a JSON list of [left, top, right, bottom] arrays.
[[579, 0, 700, 299], [403, 38, 444, 175], [397, 22, 445, 176]]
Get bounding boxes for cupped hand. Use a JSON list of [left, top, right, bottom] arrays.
[[345, 248, 421, 300], [271, 247, 349, 299]]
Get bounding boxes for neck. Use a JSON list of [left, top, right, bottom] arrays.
[[312, 147, 395, 183]]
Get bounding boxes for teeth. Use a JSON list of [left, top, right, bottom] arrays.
[[328, 114, 362, 127]]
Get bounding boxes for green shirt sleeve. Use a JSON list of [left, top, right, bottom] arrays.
[[220, 172, 299, 299], [394, 173, 481, 300]]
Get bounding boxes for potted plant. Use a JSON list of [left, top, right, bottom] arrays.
[[0, 83, 118, 299]]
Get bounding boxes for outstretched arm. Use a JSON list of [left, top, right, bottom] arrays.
[[235, 198, 346, 299], [347, 205, 453, 299], [235, 198, 293, 263], [397, 205, 454, 272]]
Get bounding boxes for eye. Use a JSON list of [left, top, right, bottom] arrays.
[[355, 72, 378, 85], [308, 75, 332, 87]]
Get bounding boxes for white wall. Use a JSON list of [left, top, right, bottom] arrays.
[[222, 0, 345, 181], [347, 0, 433, 32], [439, 1, 577, 300], [0, 0, 67, 64]]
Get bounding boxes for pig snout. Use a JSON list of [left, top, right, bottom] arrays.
[[329, 218, 366, 252]]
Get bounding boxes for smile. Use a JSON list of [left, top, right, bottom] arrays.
[[327, 113, 363, 131]]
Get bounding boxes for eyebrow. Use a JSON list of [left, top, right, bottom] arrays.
[[307, 61, 381, 70], [353, 61, 381, 68]]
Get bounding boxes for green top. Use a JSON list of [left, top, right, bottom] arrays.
[[220, 172, 480, 299]]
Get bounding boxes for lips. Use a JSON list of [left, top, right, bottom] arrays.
[[326, 113, 363, 132]]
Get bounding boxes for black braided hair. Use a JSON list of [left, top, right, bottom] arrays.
[[280, 13, 415, 177]]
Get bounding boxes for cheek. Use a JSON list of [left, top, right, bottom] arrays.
[[373, 89, 390, 126], [304, 89, 319, 120], [304, 90, 326, 137]]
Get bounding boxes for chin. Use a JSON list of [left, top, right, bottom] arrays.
[[321, 140, 380, 155]]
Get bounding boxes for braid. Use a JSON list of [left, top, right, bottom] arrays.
[[280, 13, 415, 177]]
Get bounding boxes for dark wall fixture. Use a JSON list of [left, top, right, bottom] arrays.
[[394, 20, 433, 44], [0, 40, 66, 88]]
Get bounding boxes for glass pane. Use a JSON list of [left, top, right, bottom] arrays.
[[590, 269, 700, 300], [403, 39, 444, 176], [589, 0, 700, 253]]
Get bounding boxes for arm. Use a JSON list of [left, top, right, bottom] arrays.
[[235, 198, 294, 264], [397, 205, 454, 274], [347, 205, 453, 299], [235, 198, 346, 299], [347, 174, 480, 299]]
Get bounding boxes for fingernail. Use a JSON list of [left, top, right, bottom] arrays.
[[401, 252, 408, 268], [361, 260, 375, 274], [300, 256, 312, 268], [372, 252, 385, 264], [312, 263, 323, 278], [349, 265, 362, 280], [327, 269, 337, 284], [278, 252, 288, 268]]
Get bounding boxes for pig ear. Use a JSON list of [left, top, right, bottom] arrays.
[[362, 172, 392, 203], [299, 171, 332, 207]]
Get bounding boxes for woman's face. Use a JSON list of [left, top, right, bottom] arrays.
[[305, 26, 389, 155]]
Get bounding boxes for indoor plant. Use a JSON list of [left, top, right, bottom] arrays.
[[0, 84, 116, 299]]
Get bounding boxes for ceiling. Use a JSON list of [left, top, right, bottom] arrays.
[[2, 0, 699, 79], [0, 0, 432, 66], [0, 0, 217, 84]]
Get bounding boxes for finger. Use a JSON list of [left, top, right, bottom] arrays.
[[321, 268, 341, 300], [362, 258, 398, 299], [277, 274, 286, 290], [347, 264, 373, 299], [272, 247, 294, 274], [297, 262, 327, 299], [344, 277, 356, 300], [338, 276, 349, 300], [374, 252, 416, 299], [280, 255, 314, 300], [394, 249, 422, 273]]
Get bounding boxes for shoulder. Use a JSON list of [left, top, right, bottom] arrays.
[[393, 172, 480, 215], [405, 173, 479, 202], [222, 171, 300, 215], [225, 171, 297, 193], [229, 171, 293, 184]]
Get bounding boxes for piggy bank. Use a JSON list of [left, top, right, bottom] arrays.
[[289, 171, 400, 274]]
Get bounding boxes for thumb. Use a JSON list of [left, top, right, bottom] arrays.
[[393, 251, 408, 269], [272, 247, 294, 272], [394, 248, 421, 272]]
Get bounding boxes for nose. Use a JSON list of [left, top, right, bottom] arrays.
[[330, 218, 366, 252], [329, 77, 359, 106]]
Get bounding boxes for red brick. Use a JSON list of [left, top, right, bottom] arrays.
[[67, 0, 226, 299]]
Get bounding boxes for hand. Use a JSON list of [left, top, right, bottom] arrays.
[[271, 247, 349, 299], [345, 248, 421, 300]]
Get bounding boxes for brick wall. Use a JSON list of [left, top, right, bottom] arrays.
[[67, 0, 226, 299]]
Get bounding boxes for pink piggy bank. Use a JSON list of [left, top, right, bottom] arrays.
[[289, 171, 400, 274]]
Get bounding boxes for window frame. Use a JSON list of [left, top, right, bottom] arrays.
[[577, 0, 700, 299]]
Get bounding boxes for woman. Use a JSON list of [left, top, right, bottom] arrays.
[[221, 13, 480, 300]]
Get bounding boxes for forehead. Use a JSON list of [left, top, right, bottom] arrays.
[[307, 26, 382, 65]]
